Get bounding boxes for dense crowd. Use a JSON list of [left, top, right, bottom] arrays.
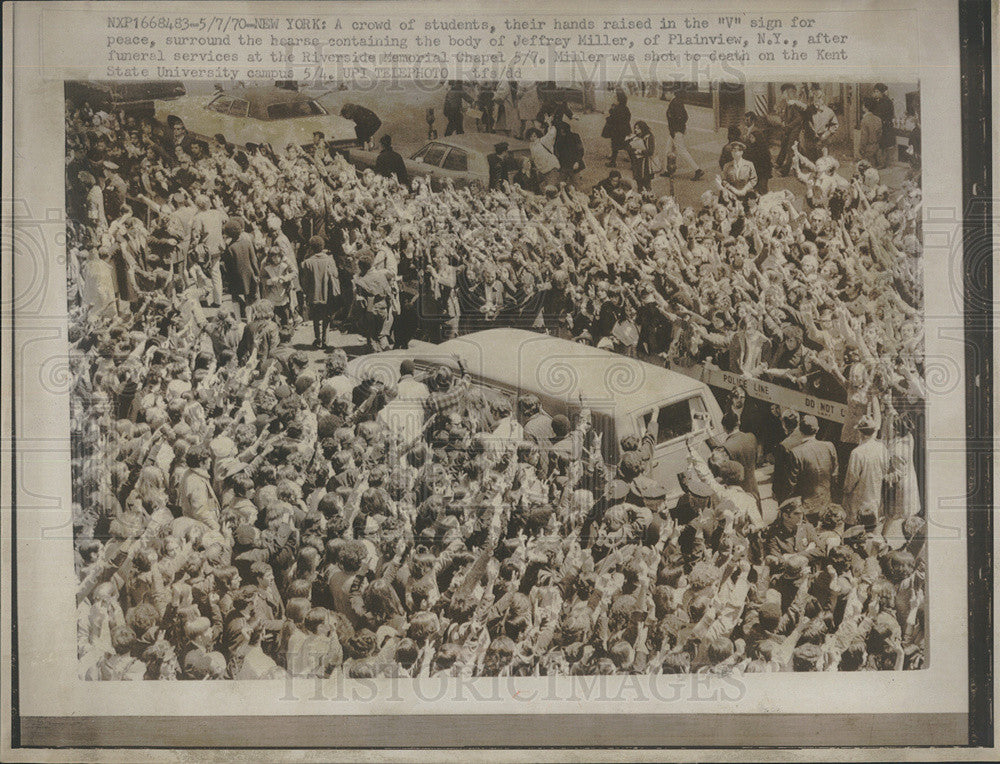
[[67, 84, 926, 681]]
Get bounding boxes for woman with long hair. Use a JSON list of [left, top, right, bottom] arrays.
[[628, 120, 656, 192]]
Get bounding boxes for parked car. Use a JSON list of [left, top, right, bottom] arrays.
[[537, 81, 585, 107], [153, 85, 360, 151], [348, 134, 538, 189], [65, 80, 186, 117], [347, 328, 724, 504]]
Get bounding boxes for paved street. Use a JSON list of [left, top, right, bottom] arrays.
[[305, 83, 910, 208], [182, 80, 911, 209]]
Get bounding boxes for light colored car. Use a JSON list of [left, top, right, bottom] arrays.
[[153, 85, 360, 150], [348, 134, 537, 189], [348, 328, 724, 505]]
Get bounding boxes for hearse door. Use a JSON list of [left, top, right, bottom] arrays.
[[637, 396, 712, 501]]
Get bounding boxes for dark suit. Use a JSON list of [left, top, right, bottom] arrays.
[[872, 95, 895, 149], [775, 100, 805, 174], [349, 106, 382, 143], [224, 233, 260, 303], [789, 436, 839, 512], [722, 430, 759, 500], [772, 428, 804, 505], [300, 252, 340, 344], [374, 147, 409, 185]]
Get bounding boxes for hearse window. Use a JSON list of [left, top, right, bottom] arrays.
[[641, 398, 694, 444]]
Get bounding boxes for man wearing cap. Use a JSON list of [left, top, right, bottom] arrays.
[[675, 466, 714, 530], [842, 415, 888, 524], [374, 134, 409, 186], [299, 235, 340, 349], [765, 497, 821, 559], [719, 141, 757, 202], [488, 142, 510, 190], [788, 415, 839, 517]]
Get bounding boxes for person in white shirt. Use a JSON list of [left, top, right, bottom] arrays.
[[395, 360, 429, 402]]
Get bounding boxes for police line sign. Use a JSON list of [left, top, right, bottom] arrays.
[[669, 363, 849, 424]]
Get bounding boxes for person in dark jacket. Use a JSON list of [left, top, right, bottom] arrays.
[[593, 169, 632, 205], [476, 83, 496, 132], [222, 217, 259, 319], [789, 415, 839, 519], [299, 235, 340, 349], [511, 157, 540, 193], [602, 89, 631, 166], [712, 411, 761, 507], [487, 142, 510, 190], [339, 103, 382, 146], [554, 121, 585, 177], [775, 83, 806, 176], [743, 129, 773, 194], [871, 82, 895, 168], [772, 410, 805, 505], [443, 81, 474, 136], [663, 90, 703, 180], [373, 134, 409, 186]]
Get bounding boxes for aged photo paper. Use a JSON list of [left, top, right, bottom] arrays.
[[2, 0, 992, 758]]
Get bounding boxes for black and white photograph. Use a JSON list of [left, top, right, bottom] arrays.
[[63, 75, 929, 681]]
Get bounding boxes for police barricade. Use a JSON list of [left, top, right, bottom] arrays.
[[668, 362, 849, 423]]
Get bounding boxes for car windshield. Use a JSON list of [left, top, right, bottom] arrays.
[[265, 100, 326, 119], [440, 148, 468, 172], [413, 143, 448, 167]]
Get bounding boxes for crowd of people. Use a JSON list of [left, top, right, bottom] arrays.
[[66, 80, 926, 682]]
